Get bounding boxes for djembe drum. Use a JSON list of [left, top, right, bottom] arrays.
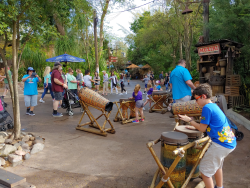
[[152, 91, 168, 109], [174, 126, 203, 178], [78, 87, 113, 112], [129, 100, 136, 118], [160, 132, 188, 188], [119, 98, 134, 119]]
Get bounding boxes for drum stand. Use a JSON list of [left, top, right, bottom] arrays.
[[148, 94, 169, 114], [147, 137, 211, 188], [113, 101, 145, 124], [76, 101, 116, 137]]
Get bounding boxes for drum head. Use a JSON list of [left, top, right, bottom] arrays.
[[119, 98, 134, 102], [175, 126, 202, 138], [152, 91, 168, 95], [161, 131, 188, 145]]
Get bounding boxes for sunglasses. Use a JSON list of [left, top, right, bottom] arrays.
[[195, 95, 202, 101]]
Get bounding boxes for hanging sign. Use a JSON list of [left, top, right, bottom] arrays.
[[198, 43, 221, 56], [109, 56, 118, 62]]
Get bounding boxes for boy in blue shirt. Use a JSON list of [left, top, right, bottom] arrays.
[[179, 84, 236, 188], [154, 80, 162, 91]]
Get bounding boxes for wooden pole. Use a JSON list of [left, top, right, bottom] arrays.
[[203, 0, 209, 43], [94, 10, 99, 73]]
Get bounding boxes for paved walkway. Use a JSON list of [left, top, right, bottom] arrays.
[[3, 80, 250, 188]]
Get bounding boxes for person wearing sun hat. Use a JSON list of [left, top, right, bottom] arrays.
[[22, 67, 42, 116], [51, 62, 68, 117]]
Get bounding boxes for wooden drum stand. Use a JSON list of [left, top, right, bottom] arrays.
[[76, 87, 115, 137]]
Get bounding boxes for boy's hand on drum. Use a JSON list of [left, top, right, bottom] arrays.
[[178, 114, 191, 122], [185, 125, 197, 130]]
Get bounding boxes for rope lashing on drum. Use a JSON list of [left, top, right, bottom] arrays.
[[174, 148, 185, 157], [161, 176, 170, 183]]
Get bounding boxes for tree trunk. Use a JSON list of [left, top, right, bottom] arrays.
[[179, 36, 183, 59], [183, 16, 191, 70], [98, 0, 110, 62], [0, 49, 14, 105], [12, 21, 21, 139], [82, 31, 90, 70]]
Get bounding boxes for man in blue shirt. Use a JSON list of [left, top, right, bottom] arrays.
[[169, 59, 196, 103], [22, 67, 42, 116]]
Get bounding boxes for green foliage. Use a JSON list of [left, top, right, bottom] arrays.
[[209, 0, 250, 104]]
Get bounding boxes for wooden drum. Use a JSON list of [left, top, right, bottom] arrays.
[[160, 132, 188, 188], [171, 100, 202, 115], [78, 87, 113, 112], [119, 98, 134, 119], [152, 91, 168, 109], [175, 126, 202, 178], [129, 100, 136, 118]]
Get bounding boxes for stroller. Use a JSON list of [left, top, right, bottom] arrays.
[[61, 89, 83, 116], [0, 97, 14, 131]]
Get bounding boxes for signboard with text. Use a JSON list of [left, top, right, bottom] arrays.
[[109, 56, 118, 63], [197, 43, 221, 56]]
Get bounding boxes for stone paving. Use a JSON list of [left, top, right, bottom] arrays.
[[2, 80, 250, 188]]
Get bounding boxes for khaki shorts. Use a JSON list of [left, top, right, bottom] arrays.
[[199, 141, 235, 177], [175, 95, 191, 103]]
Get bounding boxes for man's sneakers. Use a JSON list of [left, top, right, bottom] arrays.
[[140, 119, 145, 122], [26, 110, 30, 115], [53, 112, 63, 117], [143, 91, 146, 94], [29, 111, 35, 116], [132, 120, 139, 123], [39, 98, 45, 103]]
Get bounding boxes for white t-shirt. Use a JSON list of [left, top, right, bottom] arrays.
[[84, 75, 92, 87], [110, 76, 117, 84]]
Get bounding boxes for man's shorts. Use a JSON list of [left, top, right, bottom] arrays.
[[5, 83, 9, 90], [199, 142, 235, 177], [135, 100, 144, 108], [53, 92, 63, 101], [24, 95, 37, 107], [175, 95, 191, 103], [145, 84, 147, 88]]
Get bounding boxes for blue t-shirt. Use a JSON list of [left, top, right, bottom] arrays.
[[200, 103, 237, 149], [147, 88, 153, 95], [132, 91, 143, 102], [169, 65, 192, 100], [156, 85, 161, 90], [22, 75, 39, 95], [44, 74, 51, 84]]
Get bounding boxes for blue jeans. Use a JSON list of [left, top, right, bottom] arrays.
[[41, 83, 54, 99], [165, 83, 168, 90]]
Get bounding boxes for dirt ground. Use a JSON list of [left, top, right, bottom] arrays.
[[2, 81, 250, 188]]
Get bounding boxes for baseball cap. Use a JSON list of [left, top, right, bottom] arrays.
[[54, 62, 62, 66], [27, 67, 35, 71], [102, 70, 106, 73], [156, 80, 160, 84]]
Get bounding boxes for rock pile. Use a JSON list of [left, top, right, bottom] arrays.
[[0, 132, 45, 167]]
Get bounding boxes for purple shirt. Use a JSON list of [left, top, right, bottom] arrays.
[[132, 91, 143, 102], [147, 88, 153, 95]]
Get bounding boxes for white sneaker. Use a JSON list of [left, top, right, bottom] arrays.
[[125, 91, 127, 94], [143, 107, 145, 110], [39, 98, 45, 103]]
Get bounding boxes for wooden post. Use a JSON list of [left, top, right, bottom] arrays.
[[94, 10, 99, 73], [203, 0, 209, 43]]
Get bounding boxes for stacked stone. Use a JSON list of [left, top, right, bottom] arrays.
[[0, 132, 45, 167]]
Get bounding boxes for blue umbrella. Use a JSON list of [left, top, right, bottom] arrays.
[[46, 53, 85, 62]]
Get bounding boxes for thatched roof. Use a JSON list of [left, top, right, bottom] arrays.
[[127, 64, 139, 69]]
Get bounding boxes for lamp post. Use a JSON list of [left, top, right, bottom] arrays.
[[182, 0, 210, 43]]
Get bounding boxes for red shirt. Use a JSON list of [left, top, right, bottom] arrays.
[[51, 69, 64, 92]]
